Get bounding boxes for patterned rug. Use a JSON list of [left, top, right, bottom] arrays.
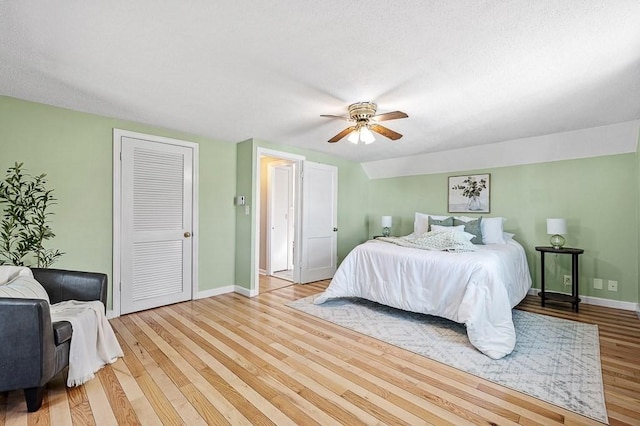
[[287, 295, 608, 424]]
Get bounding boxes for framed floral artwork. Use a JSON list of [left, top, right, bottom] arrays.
[[448, 174, 490, 213]]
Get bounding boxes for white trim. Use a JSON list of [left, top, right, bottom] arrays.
[[259, 268, 267, 275], [112, 131, 122, 317], [267, 160, 295, 275], [580, 295, 639, 312], [197, 286, 234, 299], [254, 148, 305, 296], [362, 120, 640, 179], [527, 288, 639, 312], [112, 128, 199, 317], [106, 310, 117, 319], [234, 285, 259, 298]]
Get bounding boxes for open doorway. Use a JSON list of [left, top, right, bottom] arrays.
[[254, 148, 337, 294], [259, 154, 298, 293]]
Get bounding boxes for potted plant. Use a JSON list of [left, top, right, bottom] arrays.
[[0, 162, 64, 267]]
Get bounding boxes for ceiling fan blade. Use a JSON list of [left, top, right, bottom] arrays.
[[369, 124, 403, 140], [328, 126, 356, 143], [371, 111, 408, 122], [320, 114, 351, 121]]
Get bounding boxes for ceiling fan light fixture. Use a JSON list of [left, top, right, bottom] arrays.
[[347, 130, 360, 144], [322, 101, 407, 144], [360, 126, 375, 144]]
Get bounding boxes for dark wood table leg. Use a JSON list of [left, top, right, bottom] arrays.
[[572, 253, 579, 313], [540, 252, 546, 307]]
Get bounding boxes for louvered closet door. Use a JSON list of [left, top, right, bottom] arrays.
[[121, 136, 193, 314]]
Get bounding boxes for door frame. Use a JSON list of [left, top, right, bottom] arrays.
[[266, 160, 294, 276], [255, 148, 304, 293], [112, 129, 199, 318]]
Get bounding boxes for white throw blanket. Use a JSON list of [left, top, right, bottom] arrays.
[[376, 230, 478, 253], [50, 300, 123, 387]]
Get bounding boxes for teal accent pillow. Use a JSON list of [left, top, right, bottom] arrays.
[[428, 216, 453, 231], [453, 217, 483, 244]]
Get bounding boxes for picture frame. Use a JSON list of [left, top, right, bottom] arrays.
[[448, 173, 491, 213]]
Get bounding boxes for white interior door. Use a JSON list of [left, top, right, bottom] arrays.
[[269, 164, 293, 273], [120, 136, 194, 314], [300, 161, 338, 283]]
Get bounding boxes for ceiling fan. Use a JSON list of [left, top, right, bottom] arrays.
[[321, 102, 408, 144]]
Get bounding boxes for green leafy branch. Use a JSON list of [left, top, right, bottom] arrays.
[[0, 162, 64, 267], [451, 176, 487, 198]]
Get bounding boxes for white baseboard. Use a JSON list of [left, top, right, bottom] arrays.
[[106, 310, 117, 319], [527, 288, 639, 312], [234, 285, 259, 298], [196, 285, 234, 299], [199, 285, 259, 299]]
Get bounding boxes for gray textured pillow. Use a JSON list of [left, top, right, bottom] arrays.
[[453, 217, 483, 244], [428, 216, 453, 231]]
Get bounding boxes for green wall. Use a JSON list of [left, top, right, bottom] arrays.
[[369, 154, 639, 303], [233, 139, 370, 290], [2, 95, 637, 307], [0, 96, 237, 308]]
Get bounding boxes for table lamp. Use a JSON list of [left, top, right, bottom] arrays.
[[547, 218, 567, 249], [381, 216, 392, 237]]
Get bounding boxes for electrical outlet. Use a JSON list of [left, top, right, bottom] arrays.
[[563, 275, 572, 286], [593, 278, 603, 290], [607, 280, 618, 291]]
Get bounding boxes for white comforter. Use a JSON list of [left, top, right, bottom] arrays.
[[314, 238, 532, 359]]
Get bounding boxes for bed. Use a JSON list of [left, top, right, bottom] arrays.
[[314, 216, 532, 359]]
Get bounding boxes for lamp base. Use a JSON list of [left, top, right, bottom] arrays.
[[550, 234, 565, 249], [382, 227, 390, 237]]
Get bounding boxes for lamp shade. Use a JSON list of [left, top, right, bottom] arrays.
[[359, 126, 375, 144], [546, 218, 567, 235], [381, 216, 392, 228]]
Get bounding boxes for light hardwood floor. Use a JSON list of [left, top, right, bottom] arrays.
[[1, 279, 639, 425], [259, 275, 294, 294]]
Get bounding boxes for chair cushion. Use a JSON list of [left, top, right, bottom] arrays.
[[52, 321, 72, 345]]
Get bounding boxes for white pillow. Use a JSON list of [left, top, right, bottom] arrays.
[[414, 212, 451, 236], [481, 217, 507, 244], [454, 216, 477, 223], [431, 224, 465, 233], [0, 266, 33, 286], [0, 275, 50, 303], [430, 225, 475, 241]]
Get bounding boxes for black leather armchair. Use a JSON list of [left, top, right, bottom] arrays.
[[0, 268, 108, 412]]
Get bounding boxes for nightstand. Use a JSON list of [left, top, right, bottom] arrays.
[[535, 246, 584, 312]]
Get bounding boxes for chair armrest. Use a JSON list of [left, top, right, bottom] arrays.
[[31, 268, 107, 308], [0, 298, 56, 391]]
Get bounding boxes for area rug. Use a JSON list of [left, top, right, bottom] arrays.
[[287, 295, 608, 424]]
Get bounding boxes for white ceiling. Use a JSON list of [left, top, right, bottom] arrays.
[[1, 1, 639, 163]]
